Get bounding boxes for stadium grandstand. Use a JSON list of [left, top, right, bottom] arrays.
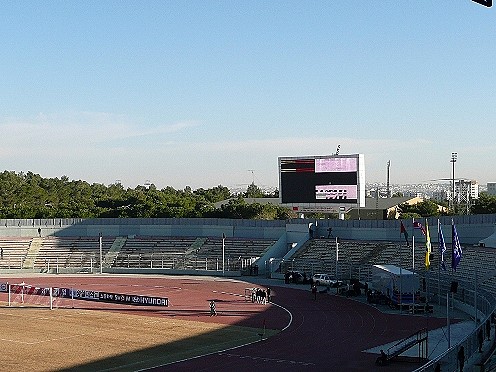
[[1, 216, 496, 370]]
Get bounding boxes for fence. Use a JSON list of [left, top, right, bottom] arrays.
[[413, 277, 496, 371]]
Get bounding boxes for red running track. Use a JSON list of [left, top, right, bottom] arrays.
[[0, 275, 449, 372], [144, 280, 450, 372]]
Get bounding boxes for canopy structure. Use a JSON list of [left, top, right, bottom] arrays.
[[478, 225, 496, 248]]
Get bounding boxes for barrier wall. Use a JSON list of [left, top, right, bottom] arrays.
[[1, 216, 495, 245]]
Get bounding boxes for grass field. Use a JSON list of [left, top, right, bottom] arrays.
[[0, 304, 278, 372]]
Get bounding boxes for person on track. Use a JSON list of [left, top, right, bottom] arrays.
[[210, 300, 217, 316]]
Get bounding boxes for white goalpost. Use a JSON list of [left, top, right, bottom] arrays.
[[6, 282, 62, 310]]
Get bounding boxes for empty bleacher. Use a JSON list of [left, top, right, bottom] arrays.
[[188, 237, 276, 271], [114, 236, 198, 269], [0, 237, 32, 269], [31, 236, 114, 270], [1, 231, 494, 292]]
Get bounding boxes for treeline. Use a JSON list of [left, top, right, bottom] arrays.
[[0, 171, 295, 220], [399, 194, 496, 218]]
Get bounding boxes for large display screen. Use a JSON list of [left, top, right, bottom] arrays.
[[279, 154, 365, 209]]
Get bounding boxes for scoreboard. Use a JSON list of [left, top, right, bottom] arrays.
[[278, 154, 365, 212]]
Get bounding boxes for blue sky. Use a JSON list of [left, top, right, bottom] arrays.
[[1, 1, 495, 190]]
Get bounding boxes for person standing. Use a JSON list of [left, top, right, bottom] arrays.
[[457, 346, 465, 371], [267, 287, 271, 303], [478, 328, 483, 352], [311, 284, 317, 300], [209, 300, 216, 316], [486, 319, 491, 341]]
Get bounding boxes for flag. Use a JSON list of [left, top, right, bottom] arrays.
[[452, 220, 462, 271], [400, 221, 410, 247], [438, 220, 447, 271], [413, 221, 426, 236], [425, 220, 431, 270]]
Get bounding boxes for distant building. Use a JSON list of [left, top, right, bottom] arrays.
[[487, 182, 496, 196], [455, 179, 479, 200], [347, 196, 424, 220], [432, 189, 449, 203], [404, 191, 424, 198], [454, 179, 479, 214]]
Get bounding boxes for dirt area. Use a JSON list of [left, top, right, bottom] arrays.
[[0, 304, 275, 372]]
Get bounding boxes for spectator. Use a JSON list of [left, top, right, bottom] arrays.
[[457, 346, 464, 372], [209, 300, 216, 316], [486, 319, 491, 340], [380, 350, 387, 363], [478, 328, 483, 352], [375, 350, 387, 366]]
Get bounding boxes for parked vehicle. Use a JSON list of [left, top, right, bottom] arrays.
[[285, 270, 306, 284], [312, 274, 342, 287]]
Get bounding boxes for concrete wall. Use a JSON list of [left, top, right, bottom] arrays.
[[0, 218, 286, 240], [1, 215, 495, 245]]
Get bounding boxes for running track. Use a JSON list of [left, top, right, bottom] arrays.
[[146, 279, 449, 372], [0, 275, 450, 372]]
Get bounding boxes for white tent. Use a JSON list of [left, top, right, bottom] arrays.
[[478, 224, 496, 248]]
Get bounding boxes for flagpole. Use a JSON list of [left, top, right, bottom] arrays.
[[474, 267, 478, 325], [412, 217, 415, 272], [424, 219, 431, 309], [446, 291, 451, 350], [412, 234, 415, 271], [400, 241, 402, 314], [438, 219, 441, 306], [447, 219, 454, 349], [412, 218, 415, 271]]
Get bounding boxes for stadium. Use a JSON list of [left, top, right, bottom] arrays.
[[0, 213, 495, 371], [0, 153, 495, 372]]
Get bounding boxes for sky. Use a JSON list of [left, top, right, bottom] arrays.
[[1, 1, 495, 191]]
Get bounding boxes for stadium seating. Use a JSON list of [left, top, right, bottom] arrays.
[[0, 232, 495, 299], [31, 236, 114, 270], [282, 238, 496, 297], [0, 237, 32, 269]]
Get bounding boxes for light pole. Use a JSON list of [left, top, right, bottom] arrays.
[[99, 232, 103, 274], [335, 237, 339, 279], [451, 152, 457, 213], [222, 233, 225, 276]]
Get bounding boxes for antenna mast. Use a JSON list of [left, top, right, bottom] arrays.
[[248, 169, 255, 185]]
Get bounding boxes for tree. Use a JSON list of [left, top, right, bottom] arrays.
[[0, 170, 291, 220], [471, 193, 496, 214], [399, 200, 441, 218], [244, 183, 265, 198]]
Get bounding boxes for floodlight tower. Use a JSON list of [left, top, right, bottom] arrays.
[[451, 153, 457, 213], [386, 160, 391, 198]]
